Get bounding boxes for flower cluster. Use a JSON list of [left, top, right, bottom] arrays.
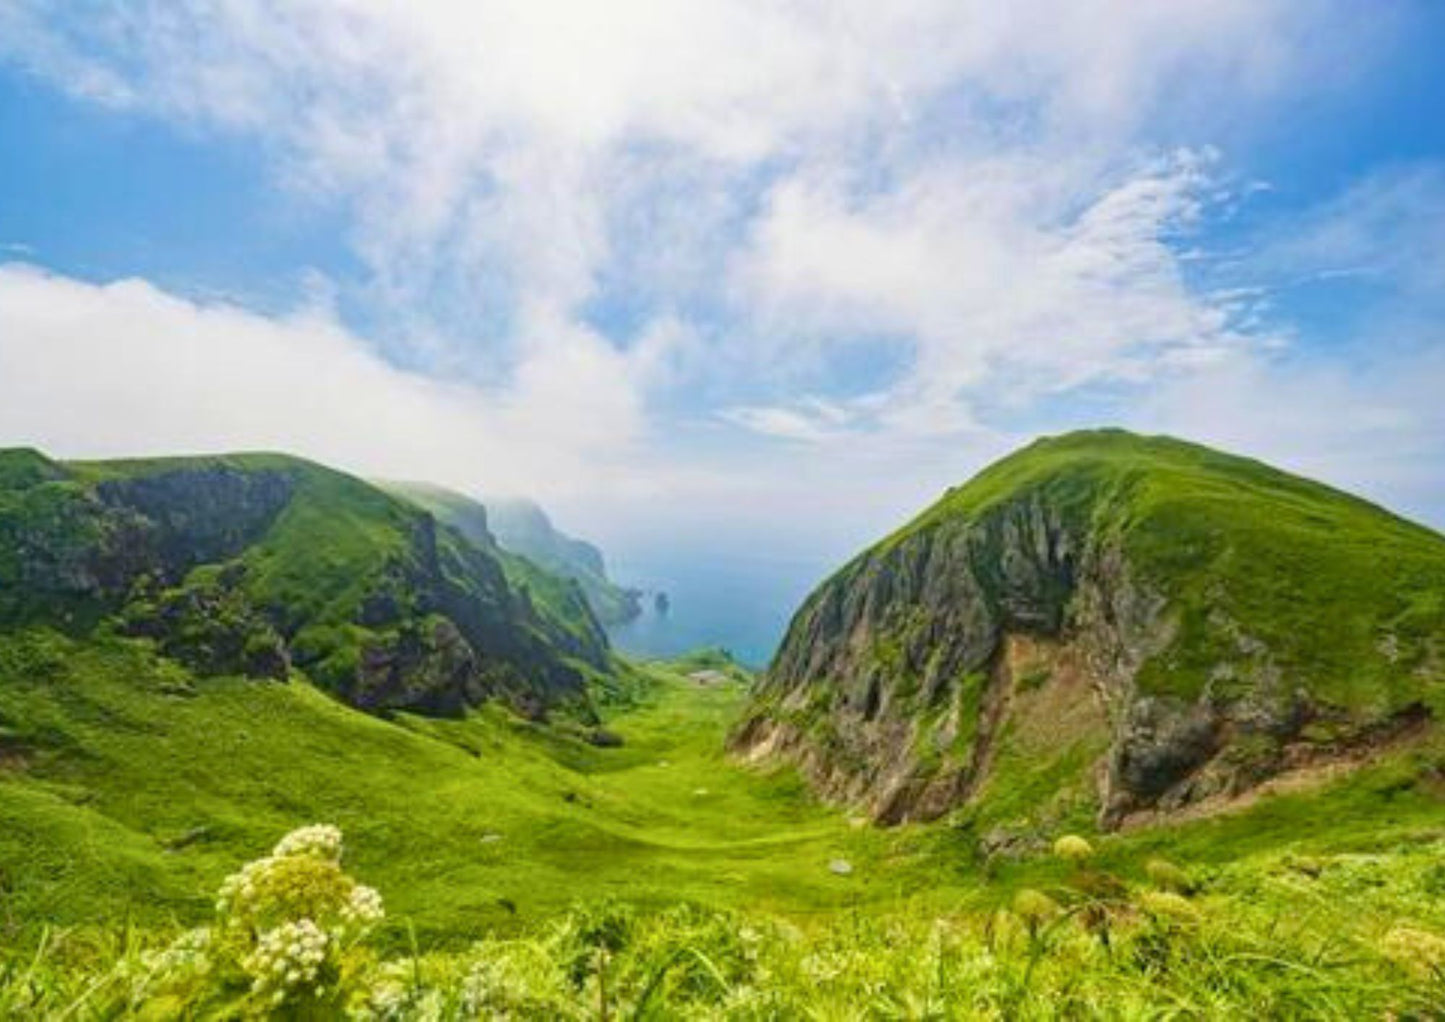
[[1144, 857, 1193, 894], [354, 962, 414, 1021], [139, 926, 213, 979], [272, 823, 344, 862], [214, 822, 382, 942], [1012, 888, 1061, 925], [1137, 890, 1200, 923], [1381, 926, 1445, 979], [217, 851, 353, 932], [341, 883, 386, 931], [242, 918, 330, 1007], [209, 824, 385, 1011]]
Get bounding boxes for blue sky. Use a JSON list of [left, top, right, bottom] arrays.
[[0, 1, 1443, 569]]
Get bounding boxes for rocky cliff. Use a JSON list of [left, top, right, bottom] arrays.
[[732, 430, 1445, 832], [0, 449, 612, 720], [389, 484, 642, 627]]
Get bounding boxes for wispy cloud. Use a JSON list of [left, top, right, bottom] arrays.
[[0, 1, 1440, 549], [726, 149, 1268, 439]]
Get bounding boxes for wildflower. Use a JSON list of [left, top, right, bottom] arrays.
[[340, 884, 385, 932], [353, 962, 414, 1020], [1011, 888, 1061, 941], [210, 825, 385, 1011], [140, 926, 214, 979], [243, 918, 331, 1005], [1012, 888, 1060, 923], [1053, 834, 1094, 862], [272, 823, 344, 862]]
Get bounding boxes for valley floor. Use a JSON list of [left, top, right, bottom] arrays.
[[4, 629, 1445, 1016], [0, 629, 939, 945]]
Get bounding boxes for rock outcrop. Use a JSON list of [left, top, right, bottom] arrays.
[[732, 430, 1445, 829], [0, 449, 612, 721]]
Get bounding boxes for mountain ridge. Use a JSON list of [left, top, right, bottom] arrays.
[[732, 429, 1445, 834], [0, 448, 612, 721]]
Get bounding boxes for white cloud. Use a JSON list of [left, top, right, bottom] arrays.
[[0, 0, 1439, 557], [0, 263, 642, 499], [726, 149, 1262, 437], [0, 1, 1375, 382]]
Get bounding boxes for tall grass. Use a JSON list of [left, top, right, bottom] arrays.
[[5, 826, 1443, 1019]]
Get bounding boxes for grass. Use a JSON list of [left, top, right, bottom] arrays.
[[0, 447, 612, 717], [7, 817, 1445, 1017], [4, 626, 1445, 1014], [4, 434, 1445, 1014], [883, 428, 1445, 707], [385, 481, 637, 631], [0, 628, 916, 949], [754, 429, 1445, 837]]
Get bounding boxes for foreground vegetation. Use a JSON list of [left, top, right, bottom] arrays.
[[6, 821, 1445, 1018]]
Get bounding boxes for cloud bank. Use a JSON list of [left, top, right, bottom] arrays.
[[0, 1, 1441, 551]]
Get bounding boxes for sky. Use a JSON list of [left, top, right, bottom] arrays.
[[1, 1, 1443, 580]]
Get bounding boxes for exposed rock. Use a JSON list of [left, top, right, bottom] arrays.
[[120, 564, 290, 681], [732, 431, 1445, 830], [0, 450, 609, 722]]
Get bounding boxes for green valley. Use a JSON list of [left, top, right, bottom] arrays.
[[2, 434, 1445, 1017]]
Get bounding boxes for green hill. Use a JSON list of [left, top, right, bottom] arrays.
[[0, 631, 892, 943], [733, 429, 1445, 833], [0, 449, 893, 942], [4, 437, 1445, 1017], [382, 482, 614, 668], [0, 448, 609, 718]]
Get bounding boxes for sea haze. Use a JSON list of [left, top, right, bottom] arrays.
[[604, 545, 835, 669]]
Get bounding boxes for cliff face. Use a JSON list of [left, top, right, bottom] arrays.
[[0, 450, 610, 720], [732, 431, 1445, 830], [387, 483, 641, 628]]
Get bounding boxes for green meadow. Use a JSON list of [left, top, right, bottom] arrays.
[[0, 630, 904, 945], [5, 625, 1445, 1016]]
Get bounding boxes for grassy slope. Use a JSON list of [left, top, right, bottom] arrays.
[[880, 428, 1445, 705], [1, 449, 611, 715], [0, 628, 916, 948], [5, 623, 1444, 950], [386, 483, 608, 657]]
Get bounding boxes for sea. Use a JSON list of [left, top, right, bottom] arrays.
[[603, 547, 836, 670]]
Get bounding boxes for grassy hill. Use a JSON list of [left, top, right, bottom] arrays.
[[736, 429, 1445, 832], [0, 630, 905, 947], [381, 482, 614, 662], [4, 435, 1445, 1016], [0, 448, 610, 719], [4, 630, 1445, 1015]]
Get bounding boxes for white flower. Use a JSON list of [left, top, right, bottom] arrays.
[[339, 884, 385, 933], [273, 824, 344, 862], [243, 918, 333, 1005]]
